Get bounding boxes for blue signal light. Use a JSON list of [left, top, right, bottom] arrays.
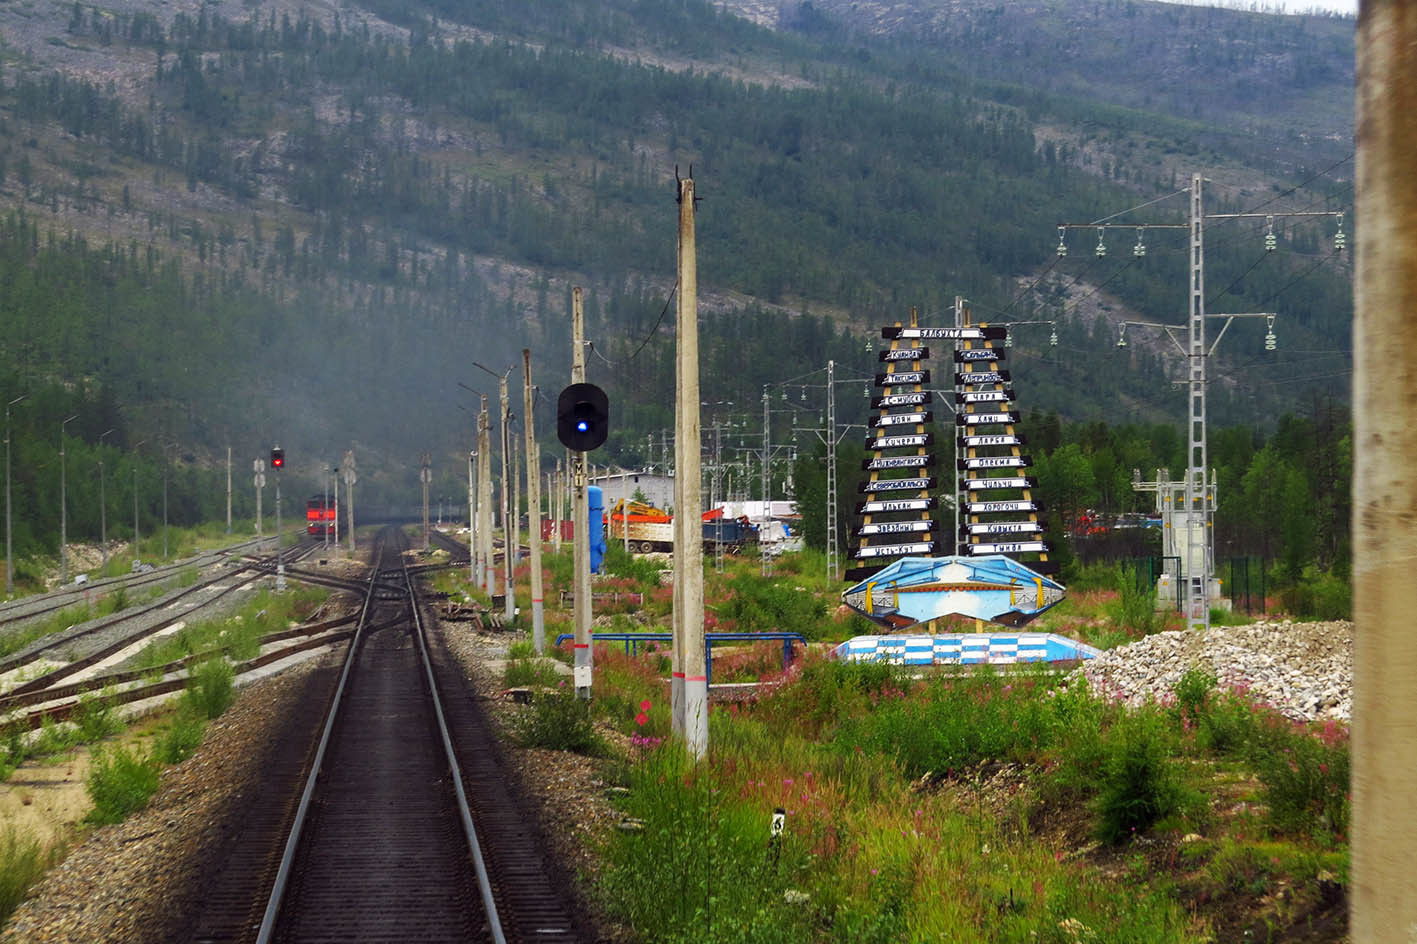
[[576, 420, 590, 432]]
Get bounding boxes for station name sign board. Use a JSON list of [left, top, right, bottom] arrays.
[[885, 326, 1008, 340], [856, 498, 937, 514], [956, 390, 1012, 405], [876, 370, 929, 386], [964, 476, 1038, 490], [956, 412, 1021, 426], [865, 455, 934, 471], [965, 499, 1041, 514], [959, 456, 1032, 471], [868, 433, 933, 450], [954, 349, 1004, 363], [859, 477, 935, 493], [872, 393, 929, 409], [855, 520, 935, 537], [880, 347, 928, 362], [874, 412, 931, 428], [966, 541, 1050, 555], [854, 540, 942, 559], [963, 521, 1043, 536], [955, 371, 1011, 385], [959, 434, 1025, 448]]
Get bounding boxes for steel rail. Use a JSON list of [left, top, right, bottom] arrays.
[[253, 531, 386, 944], [404, 548, 508, 944]]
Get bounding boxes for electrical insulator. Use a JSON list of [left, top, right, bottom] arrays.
[[1116, 324, 1128, 349], [1049, 326, 1058, 347], [1095, 229, 1107, 258], [1334, 213, 1346, 252], [1004, 331, 1014, 348], [1056, 226, 1067, 257], [800, 388, 806, 402], [1264, 315, 1277, 352], [1265, 215, 1276, 252], [1133, 228, 1146, 257]]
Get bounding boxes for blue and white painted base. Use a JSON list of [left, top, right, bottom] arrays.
[[832, 632, 1100, 665]]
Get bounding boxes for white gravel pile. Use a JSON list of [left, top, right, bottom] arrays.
[[1073, 619, 1352, 723]]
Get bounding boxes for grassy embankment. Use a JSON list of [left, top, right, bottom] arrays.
[[468, 543, 1347, 942]]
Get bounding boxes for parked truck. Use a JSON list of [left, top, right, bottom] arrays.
[[607, 500, 760, 555]]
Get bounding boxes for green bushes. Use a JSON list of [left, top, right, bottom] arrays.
[[512, 690, 603, 754], [715, 574, 829, 638], [1094, 708, 1192, 843], [181, 659, 234, 719], [1276, 566, 1351, 621], [85, 743, 161, 825], [1169, 667, 1350, 839], [0, 827, 58, 927], [151, 713, 206, 765], [599, 745, 812, 943]]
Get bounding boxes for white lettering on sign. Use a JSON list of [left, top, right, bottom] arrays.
[[891, 327, 985, 339], [965, 521, 1042, 535], [855, 542, 936, 559], [966, 500, 1039, 513], [957, 391, 1011, 404], [867, 456, 931, 470], [873, 393, 928, 407], [967, 541, 1049, 554], [965, 477, 1033, 490], [875, 413, 928, 427], [956, 349, 1000, 361], [863, 477, 932, 491], [870, 434, 931, 449], [856, 520, 934, 536], [877, 371, 927, 385], [882, 348, 928, 361], [956, 372, 1009, 384], [959, 413, 1017, 425], [859, 499, 935, 513], [963, 456, 1029, 469], [959, 435, 1022, 448]]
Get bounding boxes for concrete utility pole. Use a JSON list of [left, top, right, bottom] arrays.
[[343, 450, 357, 555], [254, 457, 264, 537], [523, 349, 546, 653], [571, 288, 594, 699], [512, 415, 521, 567], [98, 429, 115, 571], [421, 452, 432, 551], [1354, 5, 1417, 936], [467, 450, 477, 585], [5, 395, 24, 597], [332, 464, 340, 558], [274, 448, 285, 591], [1061, 174, 1339, 631], [478, 399, 494, 594], [226, 445, 232, 534], [499, 376, 514, 624], [674, 173, 708, 759], [60, 414, 77, 585], [553, 459, 563, 552]]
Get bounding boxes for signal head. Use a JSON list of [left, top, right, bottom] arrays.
[[557, 383, 609, 451]]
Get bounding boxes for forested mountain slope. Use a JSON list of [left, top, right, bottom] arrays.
[[0, 0, 1354, 475]]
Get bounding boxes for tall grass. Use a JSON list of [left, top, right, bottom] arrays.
[[85, 743, 160, 825], [0, 826, 59, 926], [600, 713, 1194, 942], [181, 659, 235, 719]]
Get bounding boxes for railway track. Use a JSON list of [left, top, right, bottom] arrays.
[[0, 535, 275, 630], [0, 540, 322, 697], [188, 526, 582, 944]]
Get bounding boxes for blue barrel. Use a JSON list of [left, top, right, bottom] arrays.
[[588, 486, 606, 573]]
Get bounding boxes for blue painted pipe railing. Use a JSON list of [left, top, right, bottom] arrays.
[[551, 631, 806, 685]]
